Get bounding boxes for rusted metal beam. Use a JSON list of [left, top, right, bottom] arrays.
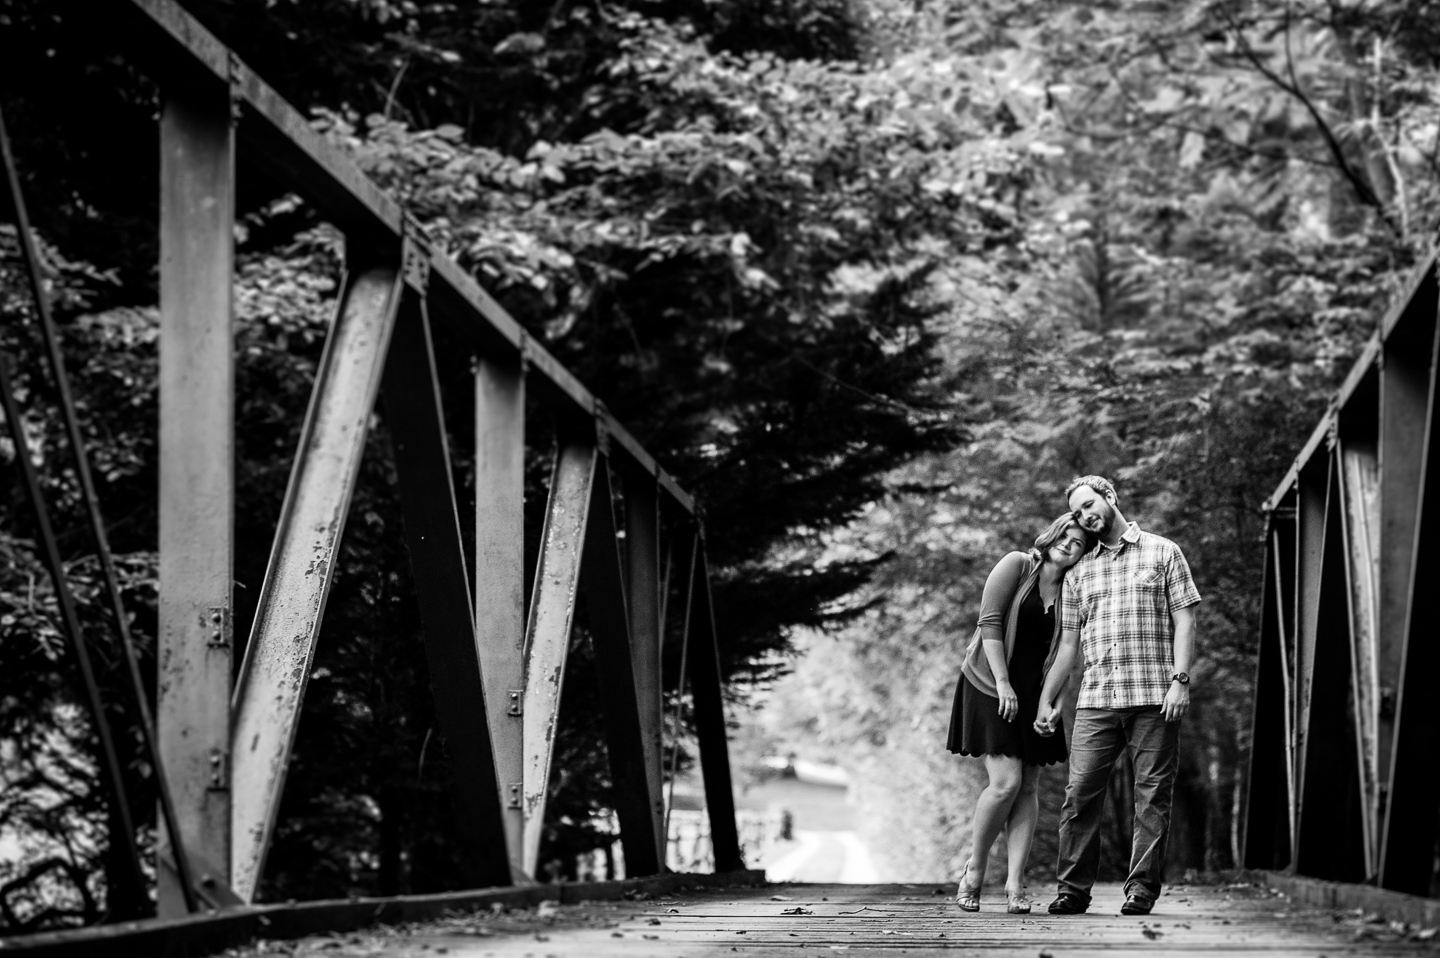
[[1378, 311, 1440, 895], [156, 84, 238, 916], [381, 284, 512, 888], [521, 437, 597, 876], [623, 466, 667, 866], [474, 353, 528, 875], [1292, 452, 1368, 883], [686, 534, 743, 872], [113, 0, 694, 516], [583, 457, 662, 877], [230, 266, 402, 902]]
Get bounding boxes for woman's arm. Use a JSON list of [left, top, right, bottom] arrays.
[[1033, 629, 1078, 736], [980, 637, 1018, 722], [975, 554, 1027, 722]]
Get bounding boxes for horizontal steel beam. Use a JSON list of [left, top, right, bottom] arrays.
[[112, 0, 693, 516]]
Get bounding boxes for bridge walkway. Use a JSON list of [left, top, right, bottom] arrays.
[[228, 881, 1440, 957]]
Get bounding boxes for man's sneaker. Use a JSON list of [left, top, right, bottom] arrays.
[[1047, 893, 1088, 915], [1120, 894, 1153, 916]]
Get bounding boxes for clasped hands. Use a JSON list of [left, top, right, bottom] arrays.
[[1032, 700, 1059, 737]]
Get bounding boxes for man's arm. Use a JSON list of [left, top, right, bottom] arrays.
[[1161, 604, 1196, 722]]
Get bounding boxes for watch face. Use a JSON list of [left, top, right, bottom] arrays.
[[1173, 672, 1189, 685]]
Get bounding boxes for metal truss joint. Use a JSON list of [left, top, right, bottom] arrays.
[[506, 689, 523, 717]]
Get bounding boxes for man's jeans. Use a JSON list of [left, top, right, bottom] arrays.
[[1056, 706, 1179, 905]]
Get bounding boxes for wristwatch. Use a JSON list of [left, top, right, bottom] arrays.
[[1170, 672, 1190, 685]]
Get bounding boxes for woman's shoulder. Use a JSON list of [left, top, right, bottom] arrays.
[[991, 551, 1034, 577]]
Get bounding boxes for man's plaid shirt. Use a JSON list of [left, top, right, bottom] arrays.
[[1060, 522, 1201, 709]]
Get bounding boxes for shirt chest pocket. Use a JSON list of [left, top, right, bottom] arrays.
[[1132, 563, 1166, 589]]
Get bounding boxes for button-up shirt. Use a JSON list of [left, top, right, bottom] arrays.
[[1060, 522, 1201, 709]]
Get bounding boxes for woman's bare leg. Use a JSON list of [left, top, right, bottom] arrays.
[[966, 754, 1024, 889], [1003, 764, 1042, 896]]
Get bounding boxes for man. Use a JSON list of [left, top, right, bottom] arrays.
[[1033, 475, 1199, 917]]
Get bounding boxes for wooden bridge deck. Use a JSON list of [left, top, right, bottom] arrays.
[[229, 881, 1440, 957]]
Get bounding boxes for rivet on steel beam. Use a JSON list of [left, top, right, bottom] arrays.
[[1380, 686, 1396, 718], [507, 689, 523, 716], [506, 782, 522, 809], [205, 606, 230, 648], [207, 747, 228, 791]]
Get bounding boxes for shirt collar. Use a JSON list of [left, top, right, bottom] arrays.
[[1097, 521, 1141, 555]]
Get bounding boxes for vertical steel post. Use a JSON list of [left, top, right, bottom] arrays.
[[622, 465, 667, 865], [157, 85, 236, 917], [381, 284, 512, 887], [1379, 314, 1440, 894], [474, 352, 527, 875], [521, 436, 596, 876], [583, 455, 662, 877], [686, 533, 742, 872], [229, 265, 402, 902]]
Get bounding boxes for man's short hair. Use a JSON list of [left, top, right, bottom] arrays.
[[1065, 474, 1116, 505]]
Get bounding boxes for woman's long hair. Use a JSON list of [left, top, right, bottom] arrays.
[[1029, 513, 1094, 563]]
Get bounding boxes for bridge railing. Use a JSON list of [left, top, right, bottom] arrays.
[[3, 0, 743, 920], [1244, 249, 1439, 896]]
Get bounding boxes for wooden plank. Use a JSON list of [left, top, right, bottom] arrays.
[[1292, 452, 1368, 883], [381, 288, 512, 888], [1378, 312, 1440, 894], [581, 457, 662, 877], [521, 438, 597, 876], [229, 267, 402, 902], [686, 537, 743, 872], [622, 466, 667, 865], [157, 84, 236, 916], [474, 353, 528, 874]]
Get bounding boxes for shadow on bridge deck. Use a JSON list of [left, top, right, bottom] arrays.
[[227, 881, 1440, 956]]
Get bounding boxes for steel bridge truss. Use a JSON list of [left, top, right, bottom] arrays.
[[4, 0, 744, 918], [1243, 251, 1440, 896]]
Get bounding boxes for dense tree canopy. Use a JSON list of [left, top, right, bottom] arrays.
[[1, 0, 1433, 929]]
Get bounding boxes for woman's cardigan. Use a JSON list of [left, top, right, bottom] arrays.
[[959, 551, 1065, 698]]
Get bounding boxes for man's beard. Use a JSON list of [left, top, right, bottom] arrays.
[[1088, 507, 1114, 539]]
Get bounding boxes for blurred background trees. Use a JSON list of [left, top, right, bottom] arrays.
[[1, 0, 1433, 928]]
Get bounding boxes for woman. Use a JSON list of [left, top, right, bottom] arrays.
[[946, 514, 1092, 913]]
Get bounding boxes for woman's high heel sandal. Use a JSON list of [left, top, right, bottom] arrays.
[[955, 862, 981, 912], [1006, 889, 1031, 915]]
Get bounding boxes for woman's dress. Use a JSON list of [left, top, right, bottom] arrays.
[[946, 584, 1068, 766]]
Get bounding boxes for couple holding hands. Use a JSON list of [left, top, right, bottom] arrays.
[[946, 475, 1199, 917]]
